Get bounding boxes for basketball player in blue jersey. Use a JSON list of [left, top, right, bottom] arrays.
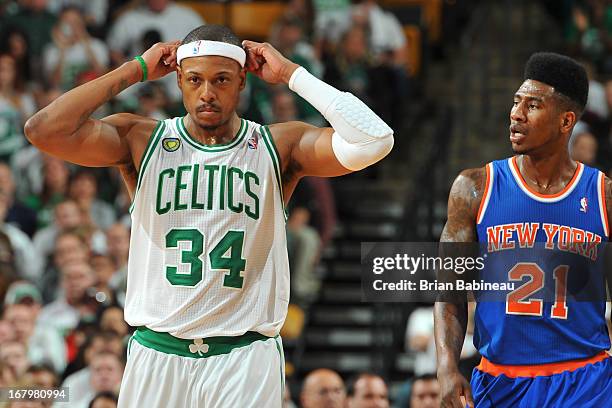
[[24, 25, 393, 407], [434, 52, 612, 408]]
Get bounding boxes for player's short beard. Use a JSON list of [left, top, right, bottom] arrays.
[[199, 116, 231, 132]]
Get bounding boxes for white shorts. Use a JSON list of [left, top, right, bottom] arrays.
[[118, 329, 285, 408]]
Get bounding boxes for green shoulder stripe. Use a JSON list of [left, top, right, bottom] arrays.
[[129, 121, 166, 214], [260, 126, 287, 221]]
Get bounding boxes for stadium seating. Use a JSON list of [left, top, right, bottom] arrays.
[[178, 1, 286, 41]]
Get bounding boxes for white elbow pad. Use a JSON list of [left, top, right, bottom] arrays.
[[289, 67, 394, 170], [328, 92, 394, 170], [332, 131, 394, 171]]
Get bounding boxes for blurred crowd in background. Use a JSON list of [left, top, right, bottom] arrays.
[[3, 0, 612, 407], [0, 0, 425, 407], [551, 0, 612, 175]]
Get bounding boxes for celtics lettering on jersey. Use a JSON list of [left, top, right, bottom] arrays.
[[125, 117, 290, 338], [155, 164, 260, 219]]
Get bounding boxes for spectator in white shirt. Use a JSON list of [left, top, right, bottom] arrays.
[[34, 199, 106, 264], [38, 261, 96, 337], [64, 352, 123, 408], [106, 0, 204, 102], [42, 6, 109, 90], [60, 330, 123, 399], [107, 0, 203, 61], [47, 0, 109, 30], [68, 169, 116, 231], [352, 0, 406, 65], [3, 298, 67, 374], [105, 223, 129, 298], [406, 306, 437, 376], [0, 189, 42, 280]]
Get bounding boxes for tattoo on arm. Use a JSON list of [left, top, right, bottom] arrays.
[[434, 167, 485, 369], [434, 302, 469, 369], [107, 78, 129, 100], [440, 168, 485, 243]]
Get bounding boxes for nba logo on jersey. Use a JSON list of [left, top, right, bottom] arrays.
[[580, 197, 588, 213], [247, 136, 258, 150]]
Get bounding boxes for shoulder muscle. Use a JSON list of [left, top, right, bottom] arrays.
[[441, 167, 487, 243]]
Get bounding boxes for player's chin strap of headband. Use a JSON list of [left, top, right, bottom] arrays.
[[177, 41, 246, 67], [289, 67, 394, 171]]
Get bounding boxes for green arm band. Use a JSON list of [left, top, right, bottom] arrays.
[[134, 55, 147, 82]]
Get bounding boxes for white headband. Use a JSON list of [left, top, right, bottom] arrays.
[[177, 40, 246, 67]]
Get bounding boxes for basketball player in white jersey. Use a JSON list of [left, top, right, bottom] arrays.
[[24, 25, 394, 407]]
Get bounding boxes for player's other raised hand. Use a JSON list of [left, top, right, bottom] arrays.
[[140, 41, 180, 81], [242, 40, 300, 85]]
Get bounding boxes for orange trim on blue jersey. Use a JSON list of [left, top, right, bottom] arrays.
[[477, 164, 492, 224], [511, 156, 582, 199], [477, 351, 610, 378], [599, 173, 609, 237]]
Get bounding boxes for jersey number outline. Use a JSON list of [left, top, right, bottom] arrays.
[[506, 262, 569, 319], [165, 229, 246, 288]]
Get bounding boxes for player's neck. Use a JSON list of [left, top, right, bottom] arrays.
[[518, 152, 576, 193], [184, 114, 242, 146]]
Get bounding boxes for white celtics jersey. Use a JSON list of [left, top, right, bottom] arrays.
[[125, 116, 290, 339]]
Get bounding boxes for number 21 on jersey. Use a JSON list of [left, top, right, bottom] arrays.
[[506, 262, 568, 319]]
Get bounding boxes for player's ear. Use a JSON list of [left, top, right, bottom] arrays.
[[176, 66, 183, 91], [560, 111, 576, 133]]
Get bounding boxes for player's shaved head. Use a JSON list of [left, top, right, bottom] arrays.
[[301, 368, 346, 408], [181, 24, 241, 48]]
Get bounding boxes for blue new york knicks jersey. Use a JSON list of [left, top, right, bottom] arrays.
[[475, 157, 611, 365]]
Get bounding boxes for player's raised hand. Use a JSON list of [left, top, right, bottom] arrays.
[[242, 40, 300, 85], [139, 41, 180, 81], [438, 369, 474, 408]]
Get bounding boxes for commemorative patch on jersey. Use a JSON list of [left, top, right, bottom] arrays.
[[162, 138, 181, 152]]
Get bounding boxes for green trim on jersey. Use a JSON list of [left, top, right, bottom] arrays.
[[260, 126, 287, 221], [177, 116, 247, 152], [127, 334, 135, 356], [133, 327, 271, 358], [274, 336, 285, 404], [129, 121, 166, 214]]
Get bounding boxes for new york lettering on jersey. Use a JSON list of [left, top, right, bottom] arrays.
[[125, 117, 290, 340], [474, 157, 610, 365]]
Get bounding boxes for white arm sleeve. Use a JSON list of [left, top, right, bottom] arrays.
[[288, 66, 394, 171]]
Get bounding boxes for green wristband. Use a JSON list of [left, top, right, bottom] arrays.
[[134, 56, 147, 82]]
